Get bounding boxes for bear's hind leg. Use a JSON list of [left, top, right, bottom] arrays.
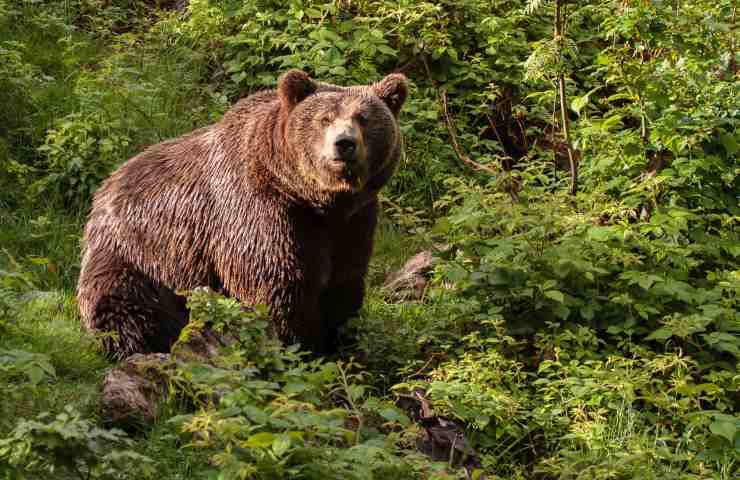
[[78, 257, 188, 359]]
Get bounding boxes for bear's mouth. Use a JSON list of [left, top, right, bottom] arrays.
[[326, 159, 367, 188]]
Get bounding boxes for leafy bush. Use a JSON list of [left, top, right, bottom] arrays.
[[168, 290, 436, 480], [35, 113, 130, 208], [0, 349, 56, 386], [433, 179, 739, 360], [0, 407, 154, 480], [392, 320, 739, 478]]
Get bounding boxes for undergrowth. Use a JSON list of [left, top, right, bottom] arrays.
[[0, 0, 738, 479]]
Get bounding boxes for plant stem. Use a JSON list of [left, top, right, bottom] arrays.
[[555, 0, 578, 195], [731, 1, 738, 76]]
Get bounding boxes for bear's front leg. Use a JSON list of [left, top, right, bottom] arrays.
[[217, 215, 333, 355], [319, 277, 366, 355], [319, 200, 379, 354]]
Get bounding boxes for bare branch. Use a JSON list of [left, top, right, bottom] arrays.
[[439, 90, 499, 175]]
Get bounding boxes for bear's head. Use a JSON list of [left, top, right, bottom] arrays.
[[277, 70, 408, 196]]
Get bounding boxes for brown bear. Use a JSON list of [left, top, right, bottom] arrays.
[[77, 69, 408, 358]]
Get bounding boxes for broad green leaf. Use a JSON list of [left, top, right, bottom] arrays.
[[272, 435, 292, 457], [246, 432, 276, 449], [719, 132, 739, 156], [378, 407, 411, 427], [27, 365, 45, 385], [283, 381, 309, 395], [636, 275, 663, 290], [554, 304, 571, 320], [606, 92, 633, 102], [646, 327, 673, 341], [587, 227, 613, 241], [601, 114, 623, 130], [571, 87, 599, 116], [710, 415, 740, 444], [444, 264, 468, 283], [377, 45, 397, 56], [580, 304, 595, 321], [544, 290, 565, 303]]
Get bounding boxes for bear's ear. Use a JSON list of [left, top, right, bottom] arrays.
[[374, 73, 408, 116], [278, 70, 318, 111]]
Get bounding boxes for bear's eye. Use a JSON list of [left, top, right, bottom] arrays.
[[354, 113, 369, 126], [320, 116, 333, 127]]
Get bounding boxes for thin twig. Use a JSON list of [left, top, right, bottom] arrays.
[[408, 352, 445, 378], [440, 90, 499, 175], [420, 53, 498, 175]]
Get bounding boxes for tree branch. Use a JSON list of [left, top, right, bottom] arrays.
[[439, 90, 498, 175]]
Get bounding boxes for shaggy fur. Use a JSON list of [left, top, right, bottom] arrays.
[[77, 70, 408, 358]]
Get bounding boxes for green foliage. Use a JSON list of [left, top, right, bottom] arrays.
[[0, 0, 738, 478], [391, 320, 739, 478], [0, 349, 56, 386], [0, 0, 227, 209], [168, 290, 434, 479], [433, 180, 740, 360], [0, 406, 154, 479], [35, 113, 131, 208]]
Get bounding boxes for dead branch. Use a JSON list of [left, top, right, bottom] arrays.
[[440, 90, 499, 175], [420, 53, 498, 176], [395, 388, 488, 480]]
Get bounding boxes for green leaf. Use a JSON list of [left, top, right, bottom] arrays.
[[719, 132, 739, 156], [27, 257, 50, 265], [444, 264, 468, 283], [284, 381, 309, 395], [246, 432, 276, 449], [378, 407, 411, 427], [580, 304, 595, 321], [637, 275, 663, 290], [27, 365, 45, 385], [587, 227, 613, 242], [571, 87, 599, 116], [554, 304, 571, 320], [710, 415, 739, 444], [601, 114, 623, 130], [272, 435, 292, 457], [544, 290, 565, 303], [646, 327, 673, 341], [606, 92, 633, 102], [377, 45, 397, 56]]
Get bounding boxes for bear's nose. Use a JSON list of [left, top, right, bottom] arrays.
[[334, 136, 357, 163]]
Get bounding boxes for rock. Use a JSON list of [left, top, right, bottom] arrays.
[[101, 353, 172, 426], [382, 251, 437, 301], [100, 326, 228, 427]]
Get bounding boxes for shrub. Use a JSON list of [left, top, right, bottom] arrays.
[[35, 113, 130, 208]]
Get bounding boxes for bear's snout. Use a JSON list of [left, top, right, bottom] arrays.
[[335, 136, 357, 163], [321, 119, 367, 181]]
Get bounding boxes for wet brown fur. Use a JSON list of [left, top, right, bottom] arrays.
[[77, 70, 408, 358]]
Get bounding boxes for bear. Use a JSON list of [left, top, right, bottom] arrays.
[[77, 69, 408, 359]]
